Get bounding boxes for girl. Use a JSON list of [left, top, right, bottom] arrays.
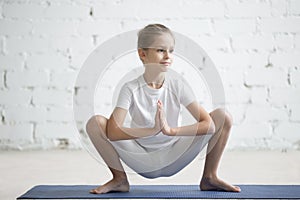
[[86, 24, 241, 194]]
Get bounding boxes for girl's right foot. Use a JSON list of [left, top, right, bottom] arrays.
[[90, 178, 129, 194]]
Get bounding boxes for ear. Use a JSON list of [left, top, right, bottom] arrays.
[[138, 48, 146, 63]]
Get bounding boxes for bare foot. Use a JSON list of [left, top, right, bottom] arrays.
[[90, 178, 129, 194], [200, 176, 241, 192]]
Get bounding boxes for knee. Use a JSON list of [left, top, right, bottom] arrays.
[[223, 110, 233, 129], [211, 108, 233, 131], [86, 115, 108, 138]]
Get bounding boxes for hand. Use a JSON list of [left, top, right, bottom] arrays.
[[154, 101, 162, 134], [157, 100, 173, 136]]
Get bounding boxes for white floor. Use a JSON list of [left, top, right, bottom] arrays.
[[1, 149, 299, 199]]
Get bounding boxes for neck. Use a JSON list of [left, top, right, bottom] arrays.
[[143, 68, 165, 89]]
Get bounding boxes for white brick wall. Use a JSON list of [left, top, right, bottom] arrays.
[[0, 0, 299, 150]]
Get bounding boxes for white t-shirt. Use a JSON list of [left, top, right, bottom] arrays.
[[116, 72, 196, 149]]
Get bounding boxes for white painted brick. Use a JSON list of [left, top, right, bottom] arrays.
[[224, 86, 250, 104], [273, 34, 294, 50], [157, 20, 213, 36], [295, 35, 300, 50], [220, 68, 244, 86], [73, 104, 94, 122], [0, 3, 2, 18], [232, 34, 274, 51], [75, 88, 97, 105], [77, 20, 122, 36], [48, 37, 94, 54], [94, 0, 184, 19], [225, 104, 246, 125], [270, 0, 287, 16], [275, 122, 300, 142], [0, 37, 4, 54], [6, 37, 49, 54], [0, 0, 299, 150], [32, 21, 77, 36], [245, 68, 288, 87], [93, 3, 138, 19], [69, 52, 88, 70], [191, 35, 230, 51], [0, 89, 32, 105], [46, 106, 74, 122], [122, 19, 169, 32], [0, 20, 32, 36], [0, 123, 33, 141], [269, 88, 300, 105], [214, 19, 256, 35], [2, 4, 46, 19], [226, 0, 271, 18], [270, 53, 300, 68], [260, 19, 300, 33], [4, 106, 46, 122], [231, 122, 271, 139], [0, 107, 3, 120], [35, 122, 77, 139], [210, 52, 268, 69], [6, 71, 49, 88], [181, 1, 225, 18], [0, 72, 4, 89], [245, 104, 288, 122], [0, 54, 24, 70], [290, 0, 300, 15], [249, 87, 269, 104], [50, 70, 77, 89], [289, 104, 300, 121], [33, 89, 72, 106], [44, 5, 89, 19], [265, 136, 292, 150], [26, 54, 69, 71], [290, 68, 300, 86]]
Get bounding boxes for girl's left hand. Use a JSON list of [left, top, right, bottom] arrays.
[[157, 100, 173, 136]]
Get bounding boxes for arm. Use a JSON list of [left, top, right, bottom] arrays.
[[107, 107, 158, 141], [158, 101, 215, 136]]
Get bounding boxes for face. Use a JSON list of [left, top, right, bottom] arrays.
[[138, 33, 175, 71]]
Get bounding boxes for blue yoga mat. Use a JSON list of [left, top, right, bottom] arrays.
[[17, 185, 300, 199]]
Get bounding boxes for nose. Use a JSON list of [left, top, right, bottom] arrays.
[[164, 50, 171, 59]]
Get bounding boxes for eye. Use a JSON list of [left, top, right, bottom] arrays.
[[157, 49, 165, 53], [169, 49, 174, 53]]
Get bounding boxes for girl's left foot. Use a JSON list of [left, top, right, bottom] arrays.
[[200, 176, 241, 192]]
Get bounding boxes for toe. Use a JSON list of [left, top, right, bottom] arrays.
[[89, 189, 96, 194], [234, 186, 241, 192]]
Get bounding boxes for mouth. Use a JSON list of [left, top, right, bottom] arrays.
[[160, 62, 171, 66]]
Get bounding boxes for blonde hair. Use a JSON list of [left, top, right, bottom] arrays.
[[137, 24, 175, 49]]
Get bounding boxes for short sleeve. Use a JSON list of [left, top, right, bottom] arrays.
[[180, 78, 196, 107], [115, 83, 132, 110]]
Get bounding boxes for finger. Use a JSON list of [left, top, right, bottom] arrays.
[[159, 100, 163, 107], [157, 100, 162, 106], [160, 109, 164, 121], [156, 101, 161, 111], [157, 102, 162, 110]]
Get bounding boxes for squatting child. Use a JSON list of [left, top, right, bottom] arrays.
[[86, 24, 241, 194]]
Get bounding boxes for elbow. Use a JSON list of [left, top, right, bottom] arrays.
[[107, 128, 118, 141], [106, 130, 115, 141]]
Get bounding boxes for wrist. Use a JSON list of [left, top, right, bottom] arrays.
[[152, 127, 160, 135]]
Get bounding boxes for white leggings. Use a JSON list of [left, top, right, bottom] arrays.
[[111, 135, 212, 178]]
